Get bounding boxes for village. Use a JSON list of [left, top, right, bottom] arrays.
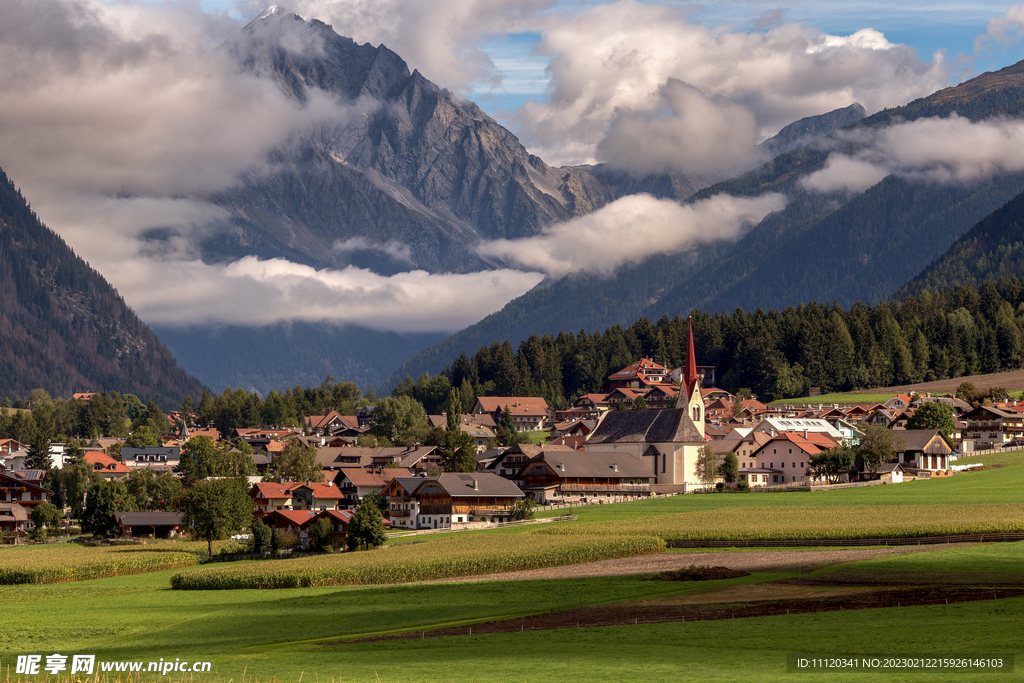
[[0, 325, 1015, 547]]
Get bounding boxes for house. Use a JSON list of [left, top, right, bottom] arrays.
[[332, 467, 410, 505], [114, 511, 184, 538], [248, 481, 346, 517], [0, 502, 30, 542], [381, 477, 429, 529], [517, 450, 655, 504], [84, 452, 131, 480], [884, 394, 916, 411], [748, 431, 840, 486], [405, 472, 524, 529], [961, 406, 1024, 447], [571, 394, 610, 421], [472, 397, 551, 432], [854, 462, 906, 483], [585, 321, 708, 489], [120, 447, 181, 470], [601, 358, 671, 393], [427, 414, 497, 448], [486, 443, 575, 480], [0, 470, 51, 509], [895, 430, 953, 473], [0, 439, 26, 456], [314, 445, 440, 473]]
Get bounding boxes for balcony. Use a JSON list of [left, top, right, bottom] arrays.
[[559, 483, 650, 492]]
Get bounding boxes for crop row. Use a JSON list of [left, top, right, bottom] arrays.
[[0, 542, 212, 584], [534, 504, 1024, 541], [171, 534, 664, 589]]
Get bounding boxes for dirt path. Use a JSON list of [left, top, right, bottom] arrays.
[[423, 544, 969, 584]]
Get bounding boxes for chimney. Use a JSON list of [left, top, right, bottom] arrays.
[[306, 479, 311, 487], [613, 463, 618, 472], [473, 479, 478, 491], [559, 462, 565, 471]]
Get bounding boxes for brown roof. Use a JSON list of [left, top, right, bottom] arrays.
[[896, 430, 950, 452], [425, 472, 525, 498], [523, 450, 654, 480], [336, 468, 405, 488], [114, 511, 183, 527], [316, 446, 435, 469], [588, 408, 704, 445], [0, 503, 29, 522], [474, 397, 550, 416]]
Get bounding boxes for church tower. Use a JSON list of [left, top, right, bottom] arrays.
[[676, 318, 705, 437]]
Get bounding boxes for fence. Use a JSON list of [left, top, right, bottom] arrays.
[[667, 533, 1024, 548]]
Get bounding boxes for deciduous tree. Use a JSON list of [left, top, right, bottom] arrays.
[[174, 477, 254, 557], [346, 500, 386, 550]]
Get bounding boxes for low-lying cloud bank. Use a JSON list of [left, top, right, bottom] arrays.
[[801, 115, 1024, 194], [476, 193, 787, 277]]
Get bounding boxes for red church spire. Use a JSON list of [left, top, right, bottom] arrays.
[[684, 317, 698, 393]]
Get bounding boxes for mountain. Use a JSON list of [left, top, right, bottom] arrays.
[[386, 58, 1024, 387], [897, 188, 1024, 296], [0, 169, 205, 408], [757, 103, 866, 158]]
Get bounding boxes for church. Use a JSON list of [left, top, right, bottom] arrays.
[[584, 320, 708, 490]]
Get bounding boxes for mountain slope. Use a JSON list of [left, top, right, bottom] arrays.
[[386, 58, 1024, 387], [0, 169, 206, 407], [898, 188, 1024, 296]]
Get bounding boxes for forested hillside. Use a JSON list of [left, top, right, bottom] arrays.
[[899, 189, 1024, 297], [0, 169, 205, 408], [416, 279, 1024, 406]]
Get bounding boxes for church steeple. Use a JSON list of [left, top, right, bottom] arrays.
[[683, 317, 698, 395]]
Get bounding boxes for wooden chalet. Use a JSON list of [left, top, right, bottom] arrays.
[[249, 481, 346, 517], [332, 467, 410, 505], [410, 473, 524, 529], [315, 445, 440, 473], [517, 450, 655, 504], [0, 502, 30, 542], [0, 470, 50, 509], [381, 476, 429, 529], [895, 430, 953, 474]]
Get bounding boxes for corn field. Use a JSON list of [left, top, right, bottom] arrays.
[[0, 541, 220, 585], [171, 534, 665, 589]]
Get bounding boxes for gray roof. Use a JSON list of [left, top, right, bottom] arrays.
[[430, 472, 524, 498], [113, 511, 184, 527], [524, 450, 654, 479], [121, 447, 180, 460], [587, 408, 704, 445]]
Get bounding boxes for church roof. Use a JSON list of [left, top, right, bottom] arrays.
[[588, 408, 704, 445]]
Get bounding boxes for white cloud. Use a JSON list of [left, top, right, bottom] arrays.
[[476, 192, 786, 277], [515, 1, 950, 169], [800, 115, 1024, 193], [116, 257, 544, 332], [799, 154, 889, 194], [333, 237, 413, 262], [976, 3, 1024, 51]]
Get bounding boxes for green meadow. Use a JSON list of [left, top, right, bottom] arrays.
[[2, 462, 1024, 681], [769, 392, 896, 405]]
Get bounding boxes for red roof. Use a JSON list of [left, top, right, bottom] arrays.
[[84, 452, 130, 474], [475, 397, 550, 417]]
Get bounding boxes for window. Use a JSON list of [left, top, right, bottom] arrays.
[[800, 462, 804, 468], [792, 462, 796, 468], [740, 474, 747, 481], [772, 475, 779, 483], [770, 462, 774, 468], [761, 475, 767, 482], [789, 449, 792, 454]]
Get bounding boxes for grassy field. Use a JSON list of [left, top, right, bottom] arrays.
[[955, 449, 1024, 467], [3, 462, 1024, 681], [1, 563, 1022, 682]]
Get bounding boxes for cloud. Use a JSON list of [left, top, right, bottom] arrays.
[[799, 154, 889, 194], [475, 192, 786, 277], [0, 0, 368, 197], [515, 1, 950, 168], [334, 237, 413, 263], [596, 79, 759, 175], [246, 0, 556, 94], [975, 3, 1024, 51], [116, 257, 544, 332], [800, 115, 1024, 193]]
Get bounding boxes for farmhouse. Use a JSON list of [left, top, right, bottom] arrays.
[[517, 450, 655, 504], [895, 430, 953, 473], [114, 511, 184, 538]]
